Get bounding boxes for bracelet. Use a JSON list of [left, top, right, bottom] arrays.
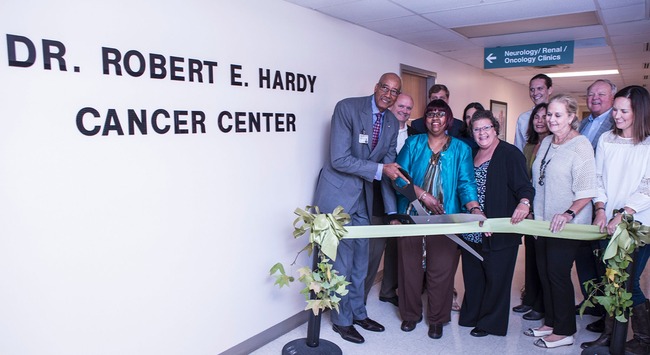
[[519, 199, 531, 208], [469, 206, 482, 214], [594, 207, 605, 213], [418, 191, 427, 201]]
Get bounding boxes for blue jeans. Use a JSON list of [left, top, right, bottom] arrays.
[[632, 244, 650, 306]]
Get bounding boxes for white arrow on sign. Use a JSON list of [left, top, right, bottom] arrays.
[[486, 53, 497, 63]]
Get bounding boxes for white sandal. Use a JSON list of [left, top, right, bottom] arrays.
[[523, 327, 553, 337], [533, 335, 574, 348]]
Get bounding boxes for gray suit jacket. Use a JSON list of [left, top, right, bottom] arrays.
[[579, 109, 614, 150], [313, 95, 398, 217]]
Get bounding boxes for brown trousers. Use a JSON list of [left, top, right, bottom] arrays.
[[397, 234, 459, 324]]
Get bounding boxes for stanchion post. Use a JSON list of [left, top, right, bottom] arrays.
[[281, 245, 342, 354], [609, 250, 636, 355], [305, 247, 321, 347]]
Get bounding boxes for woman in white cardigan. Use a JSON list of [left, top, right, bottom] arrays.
[[581, 85, 650, 354]]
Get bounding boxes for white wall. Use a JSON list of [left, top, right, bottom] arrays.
[[0, 1, 530, 354]]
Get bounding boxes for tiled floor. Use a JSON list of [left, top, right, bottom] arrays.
[[253, 243, 644, 354]]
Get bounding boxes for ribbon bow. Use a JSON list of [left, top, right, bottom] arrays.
[[603, 213, 650, 262], [293, 205, 351, 261]]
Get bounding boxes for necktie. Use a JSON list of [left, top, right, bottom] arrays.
[[371, 113, 382, 150]]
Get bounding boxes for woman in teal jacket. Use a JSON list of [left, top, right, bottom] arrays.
[[395, 99, 481, 340]]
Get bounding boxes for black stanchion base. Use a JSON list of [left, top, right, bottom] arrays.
[[281, 338, 342, 355], [581, 345, 610, 355]]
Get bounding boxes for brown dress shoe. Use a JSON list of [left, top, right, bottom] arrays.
[[428, 323, 443, 339], [401, 316, 422, 332]]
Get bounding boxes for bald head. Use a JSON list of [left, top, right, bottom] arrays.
[[374, 73, 402, 112], [390, 93, 414, 128]]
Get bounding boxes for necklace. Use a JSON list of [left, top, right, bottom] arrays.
[[552, 130, 573, 146], [538, 142, 555, 186]]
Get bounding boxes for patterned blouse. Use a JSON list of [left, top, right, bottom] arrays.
[[462, 160, 490, 243]]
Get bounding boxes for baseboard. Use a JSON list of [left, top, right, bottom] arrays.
[[219, 310, 309, 355], [221, 271, 383, 354]]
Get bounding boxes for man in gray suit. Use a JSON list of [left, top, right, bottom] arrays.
[[575, 79, 616, 335], [313, 72, 406, 344]]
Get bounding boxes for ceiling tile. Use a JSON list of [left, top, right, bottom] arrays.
[[361, 15, 442, 35], [394, 29, 465, 43], [600, 4, 646, 24], [316, 0, 412, 23], [596, 0, 645, 10], [608, 20, 650, 35], [283, 0, 359, 10]]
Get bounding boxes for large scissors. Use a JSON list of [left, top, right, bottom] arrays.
[[391, 168, 485, 261]]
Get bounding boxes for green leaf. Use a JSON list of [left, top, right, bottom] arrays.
[[271, 205, 351, 313], [269, 262, 285, 276], [273, 274, 294, 288]]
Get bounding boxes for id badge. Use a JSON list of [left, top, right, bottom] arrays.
[[359, 133, 369, 144]]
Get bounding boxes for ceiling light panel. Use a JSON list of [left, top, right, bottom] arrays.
[[468, 25, 605, 47], [452, 12, 599, 38], [361, 15, 443, 35], [419, 0, 595, 28]]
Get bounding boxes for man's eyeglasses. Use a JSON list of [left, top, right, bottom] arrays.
[[377, 83, 400, 97], [425, 111, 446, 118], [472, 125, 494, 133]]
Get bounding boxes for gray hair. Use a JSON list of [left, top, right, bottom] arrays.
[[587, 79, 617, 95], [549, 93, 580, 130]]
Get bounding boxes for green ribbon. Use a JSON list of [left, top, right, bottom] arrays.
[[344, 218, 607, 241], [294, 206, 610, 262]]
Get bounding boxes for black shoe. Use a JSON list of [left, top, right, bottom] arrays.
[[400, 316, 423, 332], [513, 304, 532, 313], [428, 323, 443, 339], [581, 334, 611, 349], [523, 310, 544, 320], [332, 324, 364, 344], [470, 327, 489, 337], [379, 296, 399, 307], [576, 302, 605, 316], [586, 316, 605, 333], [353, 317, 385, 332]]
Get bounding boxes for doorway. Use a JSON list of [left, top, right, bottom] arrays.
[[400, 64, 437, 121]]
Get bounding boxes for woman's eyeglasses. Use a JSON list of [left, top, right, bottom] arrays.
[[472, 125, 493, 133], [425, 111, 446, 118]]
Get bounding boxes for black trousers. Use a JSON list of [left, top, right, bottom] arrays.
[[459, 240, 518, 336], [535, 236, 581, 335], [521, 235, 545, 312]]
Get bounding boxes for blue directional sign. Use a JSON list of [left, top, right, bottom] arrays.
[[484, 41, 574, 69]]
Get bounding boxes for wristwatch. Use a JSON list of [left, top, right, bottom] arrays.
[[564, 209, 576, 219]]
